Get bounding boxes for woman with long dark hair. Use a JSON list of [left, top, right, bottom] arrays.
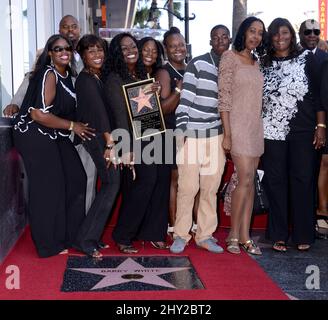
[[103, 33, 169, 253], [218, 17, 266, 255], [73, 34, 120, 258], [261, 18, 325, 252], [13, 34, 94, 257], [138, 36, 164, 77]]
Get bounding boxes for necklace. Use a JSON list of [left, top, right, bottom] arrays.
[[209, 52, 218, 71], [167, 61, 184, 78]]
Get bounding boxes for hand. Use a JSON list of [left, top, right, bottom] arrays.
[[120, 152, 135, 166], [3, 104, 19, 117], [313, 127, 326, 149], [144, 81, 161, 95], [73, 122, 96, 141], [174, 78, 183, 91], [222, 135, 232, 154], [103, 148, 119, 169]]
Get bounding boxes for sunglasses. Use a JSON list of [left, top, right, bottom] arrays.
[[51, 46, 73, 53], [303, 29, 320, 36]]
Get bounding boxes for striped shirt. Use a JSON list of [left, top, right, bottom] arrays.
[[175, 50, 223, 137]]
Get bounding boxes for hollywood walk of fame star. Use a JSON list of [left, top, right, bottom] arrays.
[[131, 88, 153, 113], [70, 258, 190, 290]]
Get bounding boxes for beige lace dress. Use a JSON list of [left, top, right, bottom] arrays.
[[218, 50, 264, 157]]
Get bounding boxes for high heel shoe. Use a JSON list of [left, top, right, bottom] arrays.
[[84, 248, 103, 258], [240, 239, 262, 255], [150, 241, 169, 249], [98, 241, 110, 249], [226, 238, 240, 254], [297, 244, 310, 251], [117, 244, 138, 254]]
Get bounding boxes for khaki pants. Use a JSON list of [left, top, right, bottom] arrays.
[[174, 135, 226, 243]]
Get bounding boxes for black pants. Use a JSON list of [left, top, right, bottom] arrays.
[[261, 134, 317, 245], [14, 127, 86, 257], [74, 137, 120, 254], [112, 161, 171, 246]]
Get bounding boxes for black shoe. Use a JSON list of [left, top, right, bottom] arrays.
[[150, 241, 169, 249], [97, 241, 110, 249], [117, 244, 138, 254]]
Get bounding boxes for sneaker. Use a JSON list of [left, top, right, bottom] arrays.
[[170, 237, 187, 254], [197, 238, 224, 253]]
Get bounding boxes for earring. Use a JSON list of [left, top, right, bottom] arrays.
[[50, 58, 55, 68]]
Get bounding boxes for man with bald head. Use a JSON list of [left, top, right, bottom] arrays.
[[59, 15, 84, 74]]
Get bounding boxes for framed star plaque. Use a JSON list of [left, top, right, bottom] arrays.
[[122, 78, 166, 140]]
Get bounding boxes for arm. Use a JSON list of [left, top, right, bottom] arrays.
[[31, 71, 95, 140], [307, 53, 326, 149], [104, 73, 133, 163], [218, 51, 234, 153], [155, 68, 181, 115], [3, 74, 30, 116]]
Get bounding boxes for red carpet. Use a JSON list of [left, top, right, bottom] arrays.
[[0, 226, 288, 300]]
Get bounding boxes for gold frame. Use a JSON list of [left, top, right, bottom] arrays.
[[122, 78, 166, 140]]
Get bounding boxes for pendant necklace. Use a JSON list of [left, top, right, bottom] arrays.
[[167, 61, 184, 78]]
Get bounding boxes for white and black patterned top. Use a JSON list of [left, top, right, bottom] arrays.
[[261, 50, 321, 141], [13, 66, 76, 140]]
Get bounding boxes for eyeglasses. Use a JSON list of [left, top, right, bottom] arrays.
[[51, 46, 73, 53], [304, 29, 320, 36]]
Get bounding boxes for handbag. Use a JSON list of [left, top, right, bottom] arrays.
[[253, 170, 270, 215]]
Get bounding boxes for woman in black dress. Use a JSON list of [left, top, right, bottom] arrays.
[[155, 27, 187, 234], [73, 34, 120, 258], [13, 34, 94, 257], [103, 33, 167, 253]]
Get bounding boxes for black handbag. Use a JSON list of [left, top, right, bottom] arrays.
[[253, 171, 270, 215]]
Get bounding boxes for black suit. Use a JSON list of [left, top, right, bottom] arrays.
[[314, 47, 328, 66]]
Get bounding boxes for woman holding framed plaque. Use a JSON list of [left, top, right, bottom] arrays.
[[103, 33, 170, 253]]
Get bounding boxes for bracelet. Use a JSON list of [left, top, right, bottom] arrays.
[[175, 87, 181, 94], [315, 123, 327, 129], [105, 143, 115, 150], [68, 121, 74, 131]]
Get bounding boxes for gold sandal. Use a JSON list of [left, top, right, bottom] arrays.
[[226, 238, 240, 254], [240, 239, 262, 255]]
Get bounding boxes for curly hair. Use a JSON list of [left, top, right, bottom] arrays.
[[233, 16, 266, 59], [262, 18, 299, 67], [102, 33, 147, 82], [138, 37, 164, 76], [31, 34, 73, 80]]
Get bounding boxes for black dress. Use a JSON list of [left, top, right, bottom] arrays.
[[73, 71, 120, 254], [104, 72, 170, 245], [160, 63, 185, 168], [13, 66, 86, 257]]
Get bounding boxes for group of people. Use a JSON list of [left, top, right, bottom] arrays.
[[2, 14, 327, 258]]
